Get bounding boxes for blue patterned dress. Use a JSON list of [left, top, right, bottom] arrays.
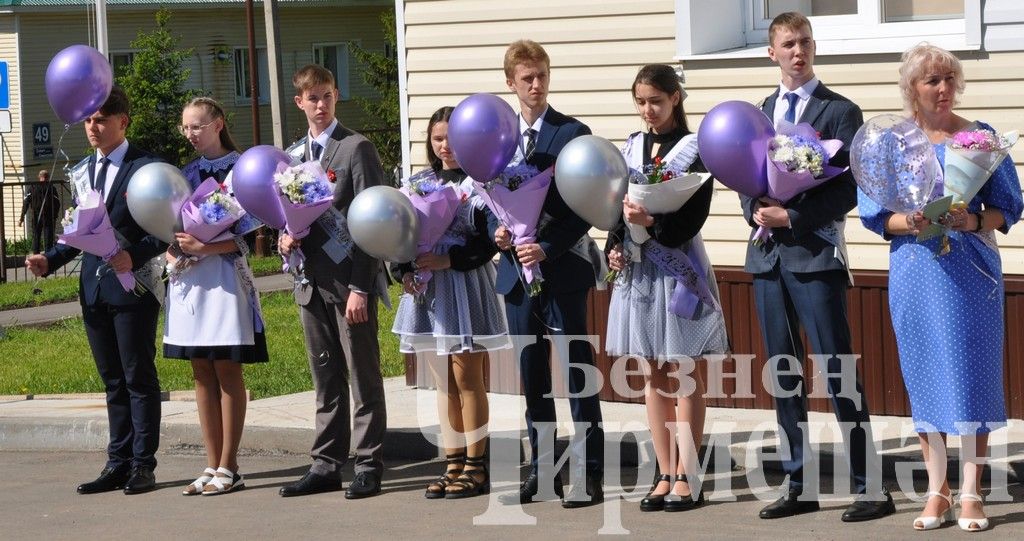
[[858, 121, 1023, 434]]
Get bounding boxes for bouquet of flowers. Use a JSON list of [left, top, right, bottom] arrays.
[[168, 178, 249, 277], [474, 163, 551, 296], [916, 128, 1018, 253], [400, 169, 461, 301], [274, 161, 335, 275], [625, 153, 706, 246], [753, 121, 847, 245], [58, 190, 138, 292]]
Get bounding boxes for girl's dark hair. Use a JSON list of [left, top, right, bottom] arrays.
[[631, 64, 689, 134], [426, 106, 455, 172], [185, 96, 240, 153]]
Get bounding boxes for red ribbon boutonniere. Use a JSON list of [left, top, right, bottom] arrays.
[[460, 192, 469, 203], [218, 183, 228, 193], [326, 169, 337, 183]]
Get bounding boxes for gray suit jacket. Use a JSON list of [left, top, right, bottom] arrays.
[[292, 123, 385, 306], [740, 82, 863, 275]]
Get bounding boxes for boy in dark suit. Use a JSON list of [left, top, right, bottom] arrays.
[[277, 65, 387, 500], [490, 40, 603, 508], [740, 12, 893, 522], [26, 87, 165, 495]]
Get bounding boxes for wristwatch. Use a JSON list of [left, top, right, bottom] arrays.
[[973, 212, 984, 232]]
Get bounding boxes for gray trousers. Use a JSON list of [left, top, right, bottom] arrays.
[[298, 291, 386, 478]]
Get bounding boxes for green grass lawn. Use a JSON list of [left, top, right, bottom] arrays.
[[0, 287, 404, 399], [0, 255, 283, 311]]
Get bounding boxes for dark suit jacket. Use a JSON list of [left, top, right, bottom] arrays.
[[295, 123, 385, 306], [740, 82, 863, 275], [485, 106, 594, 295], [44, 144, 165, 306]]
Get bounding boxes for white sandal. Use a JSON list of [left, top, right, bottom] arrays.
[[201, 467, 245, 496], [913, 491, 953, 530], [183, 467, 217, 496], [957, 493, 989, 532]]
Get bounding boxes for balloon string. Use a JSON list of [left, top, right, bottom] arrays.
[[51, 123, 74, 200]]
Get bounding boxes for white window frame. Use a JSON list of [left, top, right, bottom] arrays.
[[233, 47, 270, 105], [312, 42, 352, 101], [675, 0, 981, 60]]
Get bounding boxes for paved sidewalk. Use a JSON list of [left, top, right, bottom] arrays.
[[3, 376, 1024, 489], [0, 273, 293, 328]]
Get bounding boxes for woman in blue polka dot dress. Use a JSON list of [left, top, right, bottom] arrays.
[[858, 44, 1023, 533]]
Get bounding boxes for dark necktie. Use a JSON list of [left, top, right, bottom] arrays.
[[310, 141, 323, 161], [524, 128, 537, 161], [783, 92, 800, 124], [94, 157, 111, 197]]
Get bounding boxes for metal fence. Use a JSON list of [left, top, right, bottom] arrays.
[[0, 179, 81, 283]]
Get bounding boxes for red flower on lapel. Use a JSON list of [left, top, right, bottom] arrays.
[[326, 168, 337, 183]]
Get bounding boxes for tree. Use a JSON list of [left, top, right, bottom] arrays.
[[116, 9, 198, 165], [350, 10, 401, 184]]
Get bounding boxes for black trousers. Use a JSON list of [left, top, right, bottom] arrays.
[[82, 296, 162, 470]]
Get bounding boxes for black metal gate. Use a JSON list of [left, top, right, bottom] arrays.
[[0, 179, 80, 283]]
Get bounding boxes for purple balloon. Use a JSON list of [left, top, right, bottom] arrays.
[[45, 45, 113, 125], [697, 100, 775, 198], [232, 145, 290, 229], [448, 93, 520, 181]]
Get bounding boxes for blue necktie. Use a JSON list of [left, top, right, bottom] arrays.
[[310, 141, 323, 161], [93, 157, 110, 197], [783, 92, 799, 124]]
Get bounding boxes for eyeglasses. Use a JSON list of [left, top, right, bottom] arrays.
[[178, 121, 215, 136]]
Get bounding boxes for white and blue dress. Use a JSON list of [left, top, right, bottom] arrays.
[[858, 121, 1023, 434], [163, 152, 269, 363]]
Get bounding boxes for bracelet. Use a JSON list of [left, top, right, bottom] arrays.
[[973, 212, 984, 232]]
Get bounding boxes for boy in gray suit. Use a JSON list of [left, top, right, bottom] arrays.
[[278, 64, 387, 499]]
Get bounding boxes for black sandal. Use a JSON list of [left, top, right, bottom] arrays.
[[445, 455, 489, 499], [425, 452, 464, 499], [640, 473, 673, 512]]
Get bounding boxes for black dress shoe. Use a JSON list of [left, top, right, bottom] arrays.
[[498, 472, 563, 505], [841, 490, 896, 522], [279, 470, 342, 497], [123, 467, 156, 495], [344, 471, 382, 499], [664, 476, 705, 512], [759, 490, 820, 519], [77, 466, 130, 494], [562, 472, 603, 509], [640, 474, 672, 512]]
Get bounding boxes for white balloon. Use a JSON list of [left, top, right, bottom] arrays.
[[348, 186, 419, 263], [554, 135, 629, 231], [126, 162, 192, 244]]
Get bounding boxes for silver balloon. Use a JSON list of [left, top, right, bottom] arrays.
[[126, 162, 192, 244], [554, 135, 629, 231], [348, 185, 419, 263], [851, 113, 940, 213]]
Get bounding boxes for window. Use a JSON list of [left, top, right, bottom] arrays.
[[313, 43, 351, 101], [675, 0, 978, 59], [109, 51, 135, 77], [233, 47, 270, 104]]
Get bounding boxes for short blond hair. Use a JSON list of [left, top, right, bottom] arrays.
[[292, 64, 336, 94], [769, 11, 812, 46], [898, 43, 965, 113], [503, 39, 549, 78]]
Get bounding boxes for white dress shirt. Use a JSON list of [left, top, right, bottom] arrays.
[[308, 119, 338, 161], [772, 77, 819, 128], [95, 139, 130, 205], [514, 106, 549, 164]]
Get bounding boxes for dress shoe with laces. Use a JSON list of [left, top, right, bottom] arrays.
[[561, 472, 603, 509], [77, 466, 130, 494], [279, 470, 342, 497], [842, 489, 896, 522], [123, 467, 156, 495], [345, 471, 382, 499], [498, 472, 564, 505], [759, 490, 820, 519]]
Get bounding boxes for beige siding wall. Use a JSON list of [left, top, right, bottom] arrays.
[[1, 15, 23, 239], [401, 0, 1024, 274]]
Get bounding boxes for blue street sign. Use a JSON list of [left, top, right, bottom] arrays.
[[0, 61, 8, 109]]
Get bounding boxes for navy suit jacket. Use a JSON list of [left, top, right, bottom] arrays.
[[740, 82, 863, 275], [485, 106, 594, 295], [44, 144, 166, 306]]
